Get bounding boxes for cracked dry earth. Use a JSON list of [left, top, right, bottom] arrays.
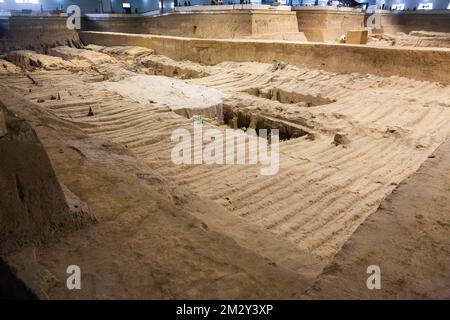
[[1, 46, 450, 296]]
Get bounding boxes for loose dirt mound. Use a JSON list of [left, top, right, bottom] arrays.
[[86, 44, 209, 79], [49, 47, 116, 65], [6, 51, 76, 71], [0, 60, 21, 75], [397, 31, 450, 48], [85, 44, 155, 59]]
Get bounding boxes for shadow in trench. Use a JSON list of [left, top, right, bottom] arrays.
[[0, 258, 37, 300]]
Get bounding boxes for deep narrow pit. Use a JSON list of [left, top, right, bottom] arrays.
[[222, 105, 313, 142], [243, 87, 335, 107]]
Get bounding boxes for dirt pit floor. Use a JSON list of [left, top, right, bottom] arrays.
[[0, 45, 449, 299], [367, 31, 450, 48]]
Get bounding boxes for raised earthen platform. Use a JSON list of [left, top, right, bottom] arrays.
[[306, 137, 450, 299], [80, 31, 450, 84]]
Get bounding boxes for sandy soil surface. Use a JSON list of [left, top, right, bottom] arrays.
[[0, 45, 449, 298], [306, 137, 450, 299], [368, 31, 450, 48], [1, 86, 310, 299], [97, 75, 226, 119]]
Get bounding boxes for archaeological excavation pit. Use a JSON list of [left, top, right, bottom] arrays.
[[0, 1, 450, 303], [222, 105, 314, 142]]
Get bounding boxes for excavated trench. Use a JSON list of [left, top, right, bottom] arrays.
[[222, 105, 313, 142], [243, 87, 336, 107]]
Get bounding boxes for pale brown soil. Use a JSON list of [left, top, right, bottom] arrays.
[[1, 45, 449, 299], [368, 31, 450, 48], [305, 137, 450, 299], [1, 86, 311, 299]]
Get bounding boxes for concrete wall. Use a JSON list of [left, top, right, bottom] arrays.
[[80, 31, 450, 84]]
